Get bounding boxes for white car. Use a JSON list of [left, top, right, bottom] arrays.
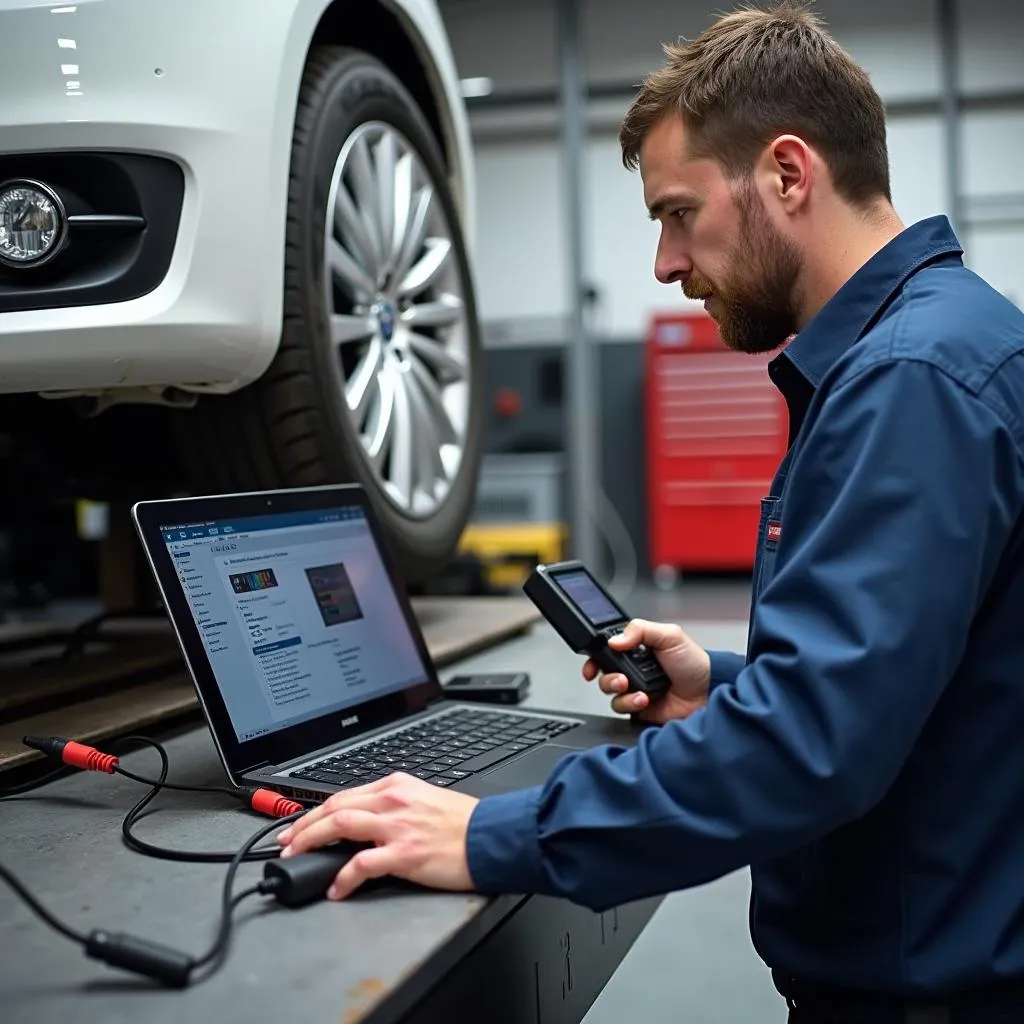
[[0, 0, 482, 584]]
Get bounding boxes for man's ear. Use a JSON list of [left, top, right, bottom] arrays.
[[761, 134, 814, 212]]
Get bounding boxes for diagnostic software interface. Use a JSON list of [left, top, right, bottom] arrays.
[[160, 507, 430, 742]]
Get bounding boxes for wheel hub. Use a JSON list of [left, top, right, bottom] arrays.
[[322, 121, 471, 520], [373, 299, 397, 343]]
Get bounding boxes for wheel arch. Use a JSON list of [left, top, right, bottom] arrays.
[[306, 0, 470, 226]]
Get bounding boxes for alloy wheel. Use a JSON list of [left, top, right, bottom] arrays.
[[322, 121, 472, 519]]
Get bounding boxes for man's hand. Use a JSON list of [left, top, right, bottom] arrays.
[[583, 618, 711, 724], [275, 773, 480, 900]]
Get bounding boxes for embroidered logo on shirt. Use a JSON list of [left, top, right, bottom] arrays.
[[767, 521, 782, 543]]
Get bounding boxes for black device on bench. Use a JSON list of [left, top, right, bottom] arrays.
[[523, 559, 670, 698]]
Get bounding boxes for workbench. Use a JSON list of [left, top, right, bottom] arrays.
[[0, 621, 664, 1024]]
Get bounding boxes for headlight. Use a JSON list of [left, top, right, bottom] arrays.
[[0, 179, 68, 268]]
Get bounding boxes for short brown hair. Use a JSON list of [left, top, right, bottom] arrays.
[[619, 1, 891, 206]]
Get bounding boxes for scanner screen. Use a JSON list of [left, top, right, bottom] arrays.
[[553, 569, 622, 627]]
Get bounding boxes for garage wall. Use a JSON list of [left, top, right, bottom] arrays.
[[440, 0, 1024, 333]]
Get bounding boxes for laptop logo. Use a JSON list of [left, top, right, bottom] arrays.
[[341, 715, 359, 728]]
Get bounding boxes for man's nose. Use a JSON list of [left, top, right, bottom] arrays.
[[654, 237, 693, 286]]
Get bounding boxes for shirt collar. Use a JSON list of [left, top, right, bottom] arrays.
[[776, 215, 964, 388]]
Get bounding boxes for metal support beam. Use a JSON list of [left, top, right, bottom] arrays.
[[963, 193, 1024, 228], [557, 0, 600, 571], [466, 82, 1024, 118], [937, 0, 966, 235]]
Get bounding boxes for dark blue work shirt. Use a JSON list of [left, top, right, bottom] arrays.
[[466, 215, 1024, 998]]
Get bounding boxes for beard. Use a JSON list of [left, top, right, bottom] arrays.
[[684, 183, 802, 355]]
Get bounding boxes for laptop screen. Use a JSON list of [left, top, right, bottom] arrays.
[[157, 504, 432, 744]]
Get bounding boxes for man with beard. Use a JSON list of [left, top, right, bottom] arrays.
[[275, 3, 1024, 1019]]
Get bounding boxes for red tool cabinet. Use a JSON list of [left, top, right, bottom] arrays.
[[644, 311, 789, 579]]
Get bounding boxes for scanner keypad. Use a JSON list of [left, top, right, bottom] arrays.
[[599, 625, 664, 680]]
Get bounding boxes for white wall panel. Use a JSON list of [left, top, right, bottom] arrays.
[[471, 141, 567, 323], [961, 111, 1024, 197], [886, 117, 947, 227], [965, 228, 1024, 307], [584, 136, 698, 336], [439, 0, 1024, 332]]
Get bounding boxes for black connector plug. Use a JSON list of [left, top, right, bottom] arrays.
[[261, 845, 367, 907], [85, 929, 194, 988]]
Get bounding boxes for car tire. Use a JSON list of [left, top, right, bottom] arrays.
[[178, 45, 484, 585]]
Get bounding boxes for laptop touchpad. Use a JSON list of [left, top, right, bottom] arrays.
[[470, 743, 580, 796]]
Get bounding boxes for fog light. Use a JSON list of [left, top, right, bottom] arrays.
[[0, 179, 68, 268]]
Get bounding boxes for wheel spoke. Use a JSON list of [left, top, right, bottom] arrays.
[[365, 359, 396, 466], [331, 313, 376, 345], [333, 181, 376, 274], [345, 335, 384, 424], [407, 331, 467, 383], [348, 134, 384, 282], [408, 354, 458, 447], [374, 133, 397, 276], [388, 367, 416, 506], [398, 237, 451, 298], [390, 151, 414, 272], [403, 365, 444, 493], [328, 238, 376, 301], [392, 186, 433, 292], [401, 293, 463, 330]]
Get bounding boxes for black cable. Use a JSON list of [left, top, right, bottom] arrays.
[[190, 885, 264, 975], [1, 734, 295, 862], [0, 732, 312, 986], [115, 764, 238, 796], [110, 736, 284, 864], [0, 862, 87, 944], [189, 813, 302, 977], [0, 738, 235, 801], [0, 809, 302, 987]]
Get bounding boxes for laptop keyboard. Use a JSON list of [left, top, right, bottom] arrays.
[[287, 707, 580, 789]]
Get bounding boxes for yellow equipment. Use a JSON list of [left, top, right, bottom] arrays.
[[457, 522, 567, 591]]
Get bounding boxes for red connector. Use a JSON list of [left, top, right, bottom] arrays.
[[245, 788, 304, 818], [22, 735, 303, 818], [22, 735, 119, 774]]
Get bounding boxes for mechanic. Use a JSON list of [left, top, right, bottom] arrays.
[[275, 4, 1024, 1020]]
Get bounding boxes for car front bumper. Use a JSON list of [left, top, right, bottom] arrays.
[[0, 0, 306, 396]]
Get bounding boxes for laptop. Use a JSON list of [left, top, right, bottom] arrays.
[[132, 484, 645, 802]]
